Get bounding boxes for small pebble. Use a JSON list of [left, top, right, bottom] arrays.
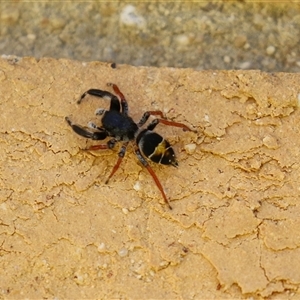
[[133, 181, 141, 191], [98, 243, 106, 252], [266, 45, 276, 55], [239, 61, 251, 69], [122, 208, 129, 215], [184, 143, 196, 154], [262, 135, 278, 149], [223, 55, 231, 63], [175, 34, 190, 46], [118, 247, 128, 257], [120, 5, 145, 28]]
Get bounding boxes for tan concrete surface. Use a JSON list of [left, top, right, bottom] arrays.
[[1, 56, 300, 298]]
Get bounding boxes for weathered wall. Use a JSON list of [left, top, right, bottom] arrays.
[[1, 57, 300, 298]]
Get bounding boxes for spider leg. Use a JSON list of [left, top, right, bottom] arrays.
[[107, 83, 128, 116], [66, 117, 107, 140], [135, 148, 172, 210], [78, 89, 120, 112], [138, 111, 192, 131], [95, 108, 107, 116], [137, 111, 165, 127], [87, 138, 117, 151], [88, 121, 103, 131], [105, 141, 129, 184], [147, 118, 192, 132]]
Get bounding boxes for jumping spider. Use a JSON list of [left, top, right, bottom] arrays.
[[66, 83, 193, 209]]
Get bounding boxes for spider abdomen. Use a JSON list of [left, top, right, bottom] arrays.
[[102, 111, 138, 141], [137, 130, 178, 167]]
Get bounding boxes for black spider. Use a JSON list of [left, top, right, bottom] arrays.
[[66, 83, 192, 209]]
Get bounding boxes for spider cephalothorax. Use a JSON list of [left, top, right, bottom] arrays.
[[66, 83, 192, 209]]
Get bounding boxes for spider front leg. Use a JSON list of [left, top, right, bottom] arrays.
[[135, 148, 172, 210], [66, 117, 117, 151], [65, 117, 108, 140], [78, 88, 121, 112], [107, 83, 128, 115]]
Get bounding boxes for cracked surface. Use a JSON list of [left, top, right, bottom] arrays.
[[1, 57, 300, 298]]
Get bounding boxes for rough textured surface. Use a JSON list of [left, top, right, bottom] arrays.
[[1, 56, 300, 299], [1, 2, 300, 72]]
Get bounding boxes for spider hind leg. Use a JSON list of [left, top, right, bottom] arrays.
[[135, 148, 173, 210]]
